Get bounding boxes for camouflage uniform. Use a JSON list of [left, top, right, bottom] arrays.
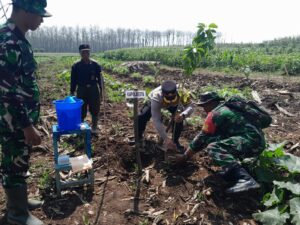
[[0, 19, 39, 187], [189, 104, 266, 166]]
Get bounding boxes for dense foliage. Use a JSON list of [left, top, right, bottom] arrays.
[[103, 37, 300, 75], [251, 143, 300, 225]]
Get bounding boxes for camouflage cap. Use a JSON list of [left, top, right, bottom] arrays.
[[197, 91, 224, 106], [12, 0, 52, 17]]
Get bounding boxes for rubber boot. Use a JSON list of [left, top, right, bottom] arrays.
[[91, 115, 98, 134], [217, 164, 237, 182], [224, 163, 260, 194], [5, 185, 44, 225]]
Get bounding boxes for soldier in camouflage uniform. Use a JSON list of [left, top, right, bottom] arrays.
[[0, 0, 51, 224], [172, 92, 266, 194]]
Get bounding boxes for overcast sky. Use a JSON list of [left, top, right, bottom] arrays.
[[1, 0, 299, 43]]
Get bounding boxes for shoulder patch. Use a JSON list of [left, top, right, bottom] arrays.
[[202, 112, 216, 134]]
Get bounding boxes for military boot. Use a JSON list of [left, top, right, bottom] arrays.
[[224, 163, 260, 194], [5, 185, 44, 225], [91, 115, 98, 134], [217, 164, 236, 182]]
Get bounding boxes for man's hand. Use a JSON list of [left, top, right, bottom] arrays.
[[174, 114, 185, 123], [23, 125, 41, 146], [168, 147, 195, 165], [168, 153, 188, 165], [163, 137, 177, 150]]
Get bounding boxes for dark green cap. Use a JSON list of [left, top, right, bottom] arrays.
[[12, 0, 51, 17], [197, 91, 224, 106]]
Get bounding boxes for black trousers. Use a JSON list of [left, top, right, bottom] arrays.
[[137, 102, 183, 143], [77, 84, 101, 120]]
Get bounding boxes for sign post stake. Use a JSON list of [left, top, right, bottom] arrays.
[[133, 95, 142, 175], [125, 90, 146, 213]]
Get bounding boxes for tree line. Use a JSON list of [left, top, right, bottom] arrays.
[[27, 26, 195, 52]]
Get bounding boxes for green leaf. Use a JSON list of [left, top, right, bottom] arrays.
[[274, 181, 300, 195], [275, 153, 300, 173], [254, 167, 279, 183], [209, 23, 218, 29], [268, 142, 286, 153], [263, 187, 284, 207], [253, 207, 289, 225], [289, 197, 300, 225]]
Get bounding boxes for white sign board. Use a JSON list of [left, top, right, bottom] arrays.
[[125, 90, 146, 99]]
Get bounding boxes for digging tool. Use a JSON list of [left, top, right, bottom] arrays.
[[158, 108, 184, 162]]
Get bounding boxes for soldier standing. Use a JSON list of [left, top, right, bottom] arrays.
[[173, 92, 267, 194], [0, 0, 51, 224], [70, 44, 104, 134]]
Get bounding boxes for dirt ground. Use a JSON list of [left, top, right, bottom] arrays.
[[0, 65, 300, 225]]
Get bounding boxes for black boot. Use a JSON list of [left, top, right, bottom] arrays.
[[224, 163, 260, 194], [91, 115, 98, 134], [174, 142, 185, 153], [217, 164, 237, 182], [5, 185, 44, 225]]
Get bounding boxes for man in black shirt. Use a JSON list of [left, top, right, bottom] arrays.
[[70, 44, 104, 133]]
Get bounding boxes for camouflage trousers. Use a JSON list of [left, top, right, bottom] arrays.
[[0, 130, 30, 188], [207, 135, 265, 167]]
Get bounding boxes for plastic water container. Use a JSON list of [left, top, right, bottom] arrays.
[[69, 155, 93, 173], [53, 96, 83, 131]]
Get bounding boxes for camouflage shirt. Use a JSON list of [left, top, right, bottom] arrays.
[[0, 19, 39, 133], [190, 103, 266, 152]]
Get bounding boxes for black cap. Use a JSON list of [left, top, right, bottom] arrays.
[[197, 92, 224, 106], [161, 80, 177, 94], [79, 44, 90, 52]]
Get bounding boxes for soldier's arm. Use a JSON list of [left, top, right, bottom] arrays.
[[189, 112, 219, 152], [189, 132, 210, 152], [0, 43, 33, 130], [70, 64, 77, 95]]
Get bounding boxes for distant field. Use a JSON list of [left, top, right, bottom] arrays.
[[35, 52, 78, 57], [102, 46, 300, 76]]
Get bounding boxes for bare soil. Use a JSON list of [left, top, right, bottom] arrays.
[[0, 65, 300, 225]]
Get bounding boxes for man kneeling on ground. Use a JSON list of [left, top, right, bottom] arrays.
[[172, 92, 268, 194], [138, 80, 194, 152]]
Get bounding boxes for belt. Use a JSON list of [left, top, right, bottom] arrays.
[[79, 84, 97, 88]]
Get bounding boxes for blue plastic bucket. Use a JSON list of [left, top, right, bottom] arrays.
[[53, 96, 83, 131]]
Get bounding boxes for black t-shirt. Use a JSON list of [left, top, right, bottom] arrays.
[[70, 59, 103, 93]]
